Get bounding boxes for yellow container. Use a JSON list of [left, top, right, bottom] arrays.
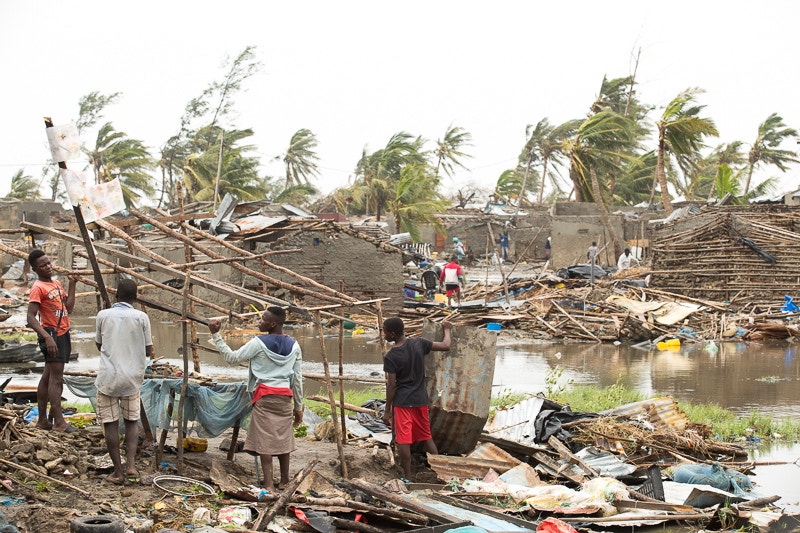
[[182, 437, 208, 453], [434, 294, 447, 303], [656, 338, 681, 351]]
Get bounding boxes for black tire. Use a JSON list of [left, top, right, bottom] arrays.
[[70, 515, 125, 533]]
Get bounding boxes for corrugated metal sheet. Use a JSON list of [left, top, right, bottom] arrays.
[[599, 397, 689, 430], [425, 323, 497, 455], [483, 396, 546, 446], [574, 446, 637, 478], [230, 215, 287, 236], [428, 454, 518, 482], [405, 493, 536, 532], [468, 442, 521, 464]]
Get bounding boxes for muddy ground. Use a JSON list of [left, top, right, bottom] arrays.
[[0, 422, 412, 532]]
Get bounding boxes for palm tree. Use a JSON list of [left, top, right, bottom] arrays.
[[5, 169, 41, 200], [566, 111, 637, 258], [387, 164, 448, 241], [85, 122, 155, 208], [654, 88, 719, 214], [354, 132, 426, 220], [519, 118, 581, 209], [494, 168, 528, 205], [433, 124, 472, 179], [283, 128, 320, 189], [743, 113, 799, 195], [272, 183, 319, 206], [182, 127, 267, 202]]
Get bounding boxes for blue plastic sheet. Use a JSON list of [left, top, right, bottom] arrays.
[[672, 462, 752, 496], [782, 295, 799, 313]]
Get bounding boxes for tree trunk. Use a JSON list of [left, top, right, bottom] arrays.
[[656, 140, 674, 215], [537, 155, 549, 205], [590, 164, 623, 259], [514, 153, 533, 217], [743, 163, 755, 196]]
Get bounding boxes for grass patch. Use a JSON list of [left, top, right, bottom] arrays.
[[491, 388, 530, 414], [306, 387, 384, 419], [551, 382, 800, 442]]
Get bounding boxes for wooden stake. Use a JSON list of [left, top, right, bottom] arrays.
[[313, 310, 347, 479]]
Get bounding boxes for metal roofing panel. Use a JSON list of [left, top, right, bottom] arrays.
[[230, 215, 287, 236], [599, 397, 689, 431]]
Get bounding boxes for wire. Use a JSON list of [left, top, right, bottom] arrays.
[[152, 475, 216, 498]]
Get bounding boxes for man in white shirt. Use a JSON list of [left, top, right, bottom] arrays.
[[95, 279, 153, 485]]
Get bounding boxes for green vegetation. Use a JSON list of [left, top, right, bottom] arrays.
[[490, 388, 529, 414], [306, 387, 384, 419]]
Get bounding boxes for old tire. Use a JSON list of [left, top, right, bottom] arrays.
[[70, 516, 125, 533]]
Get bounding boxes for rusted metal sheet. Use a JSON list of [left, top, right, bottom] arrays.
[[427, 453, 518, 482], [599, 396, 689, 430], [423, 322, 496, 455], [230, 215, 287, 236], [468, 442, 521, 465]]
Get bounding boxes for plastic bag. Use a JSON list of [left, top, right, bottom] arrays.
[[672, 462, 752, 496], [537, 517, 579, 533]]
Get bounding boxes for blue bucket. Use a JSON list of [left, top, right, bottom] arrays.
[[486, 322, 502, 331]]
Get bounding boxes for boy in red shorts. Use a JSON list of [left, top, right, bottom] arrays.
[[381, 317, 452, 482]]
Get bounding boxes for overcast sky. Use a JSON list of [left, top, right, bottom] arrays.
[[2, 0, 799, 202]]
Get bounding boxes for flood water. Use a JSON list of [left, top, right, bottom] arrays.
[[3, 318, 800, 508]]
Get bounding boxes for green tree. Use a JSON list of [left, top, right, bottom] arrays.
[[76, 91, 121, 133], [182, 127, 266, 202], [272, 183, 319, 206], [566, 111, 637, 257], [744, 113, 799, 195], [519, 118, 581, 208], [85, 122, 155, 208], [654, 88, 719, 214], [494, 168, 528, 205], [5, 169, 41, 200], [354, 132, 427, 221], [159, 46, 261, 207], [387, 164, 447, 241], [433, 124, 472, 179], [283, 128, 320, 189]]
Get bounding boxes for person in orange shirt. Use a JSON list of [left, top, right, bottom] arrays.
[[26, 249, 78, 432]]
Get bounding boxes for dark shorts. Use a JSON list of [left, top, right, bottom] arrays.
[[38, 331, 71, 364]]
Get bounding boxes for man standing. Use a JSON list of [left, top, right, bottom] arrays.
[[95, 279, 153, 485], [382, 317, 452, 482], [499, 233, 509, 261], [208, 307, 303, 494], [26, 249, 78, 432], [544, 236, 552, 260], [439, 256, 465, 308], [452, 237, 466, 262], [587, 241, 599, 263]]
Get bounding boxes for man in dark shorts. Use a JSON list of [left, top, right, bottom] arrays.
[[381, 317, 452, 482], [439, 256, 464, 308], [26, 249, 78, 432]]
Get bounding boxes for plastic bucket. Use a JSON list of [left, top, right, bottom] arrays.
[[486, 322, 502, 331]]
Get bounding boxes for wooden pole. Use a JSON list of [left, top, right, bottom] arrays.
[[337, 282, 347, 446], [252, 460, 317, 531], [43, 117, 110, 309], [486, 222, 511, 304], [313, 310, 347, 479], [177, 182, 201, 374]]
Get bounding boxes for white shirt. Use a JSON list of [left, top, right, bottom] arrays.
[[617, 253, 636, 270], [95, 302, 153, 397]]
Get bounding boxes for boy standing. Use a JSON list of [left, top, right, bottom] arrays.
[[95, 279, 153, 484], [382, 317, 452, 482], [26, 249, 78, 432]]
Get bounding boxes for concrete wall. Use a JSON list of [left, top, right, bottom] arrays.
[[263, 230, 404, 314]]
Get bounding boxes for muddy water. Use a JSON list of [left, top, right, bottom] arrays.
[[4, 319, 800, 508]]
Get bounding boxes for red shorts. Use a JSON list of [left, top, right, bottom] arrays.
[[444, 283, 460, 297], [393, 405, 432, 445]]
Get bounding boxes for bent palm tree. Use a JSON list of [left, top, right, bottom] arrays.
[[566, 111, 636, 258], [744, 113, 799, 195], [5, 169, 41, 200], [654, 88, 718, 214], [85, 122, 156, 208], [387, 164, 448, 241], [283, 128, 320, 189], [434, 124, 472, 179]]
